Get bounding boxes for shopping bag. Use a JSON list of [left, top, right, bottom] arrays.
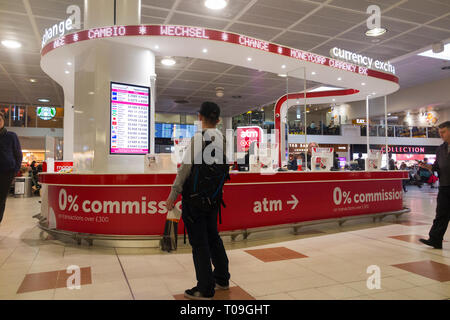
[[160, 207, 181, 252], [427, 175, 438, 184]]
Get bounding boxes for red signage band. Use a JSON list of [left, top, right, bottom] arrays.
[[39, 171, 408, 186], [46, 179, 403, 236], [41, 25, 398, 84]]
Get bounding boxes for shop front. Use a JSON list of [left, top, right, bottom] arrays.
[[350, 144, 439, 167]]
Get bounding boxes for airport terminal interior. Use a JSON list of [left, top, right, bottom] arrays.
[[0, 0, 450, 301]]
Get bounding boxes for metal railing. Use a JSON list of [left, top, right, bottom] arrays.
[[360, 125, 440, 138], [288, 126, 341, 136]]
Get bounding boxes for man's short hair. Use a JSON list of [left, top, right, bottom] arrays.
[[438, 121, 450, 129]]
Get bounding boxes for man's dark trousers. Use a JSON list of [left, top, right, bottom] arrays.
[[0, 172, 15, 223], [182, 200, 230, 296], [429, 186, 450, 243]]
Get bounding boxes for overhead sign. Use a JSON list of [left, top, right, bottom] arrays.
[[352, 118, 366, 125], [330, 47, 395, 75], [41, 25, 399, 86], [110, 82, 150, 155], [380, 146, 436, 154], [37, 107, 56, 120], [41, 5, 81, 48]]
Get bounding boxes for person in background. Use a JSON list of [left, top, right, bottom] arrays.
[[418, 159, 433, 187], [400, 162, 408, 192], [288, 154, 298, 171], [0, 112, 23, 223], [388, 153, 396, 170], [420, 121, 450, 249], [357, 153, 365, 171]]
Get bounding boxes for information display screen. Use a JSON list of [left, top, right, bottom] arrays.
[[155, 123, 197, 139], [110, 82, 150, 154]]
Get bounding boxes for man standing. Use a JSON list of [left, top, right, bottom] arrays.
[[420, 121, 450, 249], [0, 112, 23, 223], [166, 102, 230, 300]]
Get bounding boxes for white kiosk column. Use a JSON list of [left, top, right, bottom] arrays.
[[221, 116, 232, 136], [63, 97, 74, 160], [73, 0, 153, 173], [84, 0, 141, 28]]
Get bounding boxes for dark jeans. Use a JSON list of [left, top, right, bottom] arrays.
[[182, 200, 230, 296], [429, 186, 450, 243], [0, 172, 15, 223]]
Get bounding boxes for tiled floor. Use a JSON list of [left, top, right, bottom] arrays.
[[0, 187, 449, 300]]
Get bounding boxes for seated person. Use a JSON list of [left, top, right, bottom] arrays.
[[288, 155, 298, 171], [356, 153, 365, 170]]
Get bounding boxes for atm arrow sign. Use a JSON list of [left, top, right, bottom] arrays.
[[287, 195, 298, 210]]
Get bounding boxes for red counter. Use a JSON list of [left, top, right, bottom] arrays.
[[39, 171, 408, 236]]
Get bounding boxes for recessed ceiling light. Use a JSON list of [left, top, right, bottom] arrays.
[[38, 98, 50, 103], [247, 57, 252, 61], [161, 57, 176, 66], [281, 65, 286, 69], [311, 71, 316, 75], [29, 78, 37, 83], [67, 62, 72, 66], [388, 113, 391, 116], [337, 77, 342, 81], [1, 39, 21, 49], [332, 99, 336, 102], [361, 82, 366, 86], [65, 70, 70, 74], [88, 91, 95, 95], [204, 0, 228, 10], [202, 48, 208, 53], [278, 73, 287, 77], [365, 27, 387, 37], [154, 45, 159, 49], [418, 43, 450, 61]]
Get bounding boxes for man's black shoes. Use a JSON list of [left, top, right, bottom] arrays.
[[184, 287, 214, 300], [419, 238, 442, 249]]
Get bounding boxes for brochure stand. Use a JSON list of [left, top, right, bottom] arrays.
[[366, 149, 382, 171], [311, 147, 334, 172]]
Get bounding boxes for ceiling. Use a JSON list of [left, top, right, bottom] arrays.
[[0, 0, 449, 117]]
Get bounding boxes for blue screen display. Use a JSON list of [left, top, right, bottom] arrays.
[[155, 123, 197, 138]]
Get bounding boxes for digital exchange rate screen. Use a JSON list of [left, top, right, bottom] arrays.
[[110, 82, 150, 154]]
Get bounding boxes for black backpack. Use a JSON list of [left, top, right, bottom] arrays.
[[182, 132, 230, 218]]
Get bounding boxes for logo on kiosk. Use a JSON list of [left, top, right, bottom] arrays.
[[237, 126, 262, 152], [41, 5, 81, 48]]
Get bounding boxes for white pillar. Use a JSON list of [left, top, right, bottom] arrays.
[[73, 41, 155, 173], [63, 97, 74, 160], [84, 0, 141, 28], [221, 116, 232, 136], [116, 0, 141, 25]]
